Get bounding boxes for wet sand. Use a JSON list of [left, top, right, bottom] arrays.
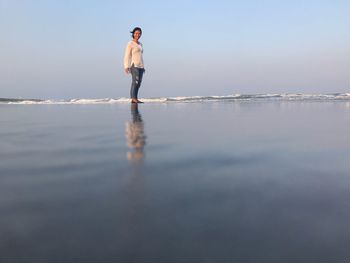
[[1, 101, 350, 263]]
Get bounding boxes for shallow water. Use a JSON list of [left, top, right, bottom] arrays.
[[1, 101, 350, 263]]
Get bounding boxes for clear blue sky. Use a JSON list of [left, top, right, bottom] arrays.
[[1, 0, 349, 99]]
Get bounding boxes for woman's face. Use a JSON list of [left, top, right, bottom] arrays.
[[133, 30, 142, 40]]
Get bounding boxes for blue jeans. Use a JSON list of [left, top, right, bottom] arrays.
[[130, 65, 144, 99]]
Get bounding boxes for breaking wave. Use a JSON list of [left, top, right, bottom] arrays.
[[1, 93, 350, 104]]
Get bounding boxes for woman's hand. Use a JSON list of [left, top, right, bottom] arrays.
[[124, 68, 130, 74]]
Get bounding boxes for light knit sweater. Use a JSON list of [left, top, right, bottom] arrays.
[[124, 40, 144, 69]]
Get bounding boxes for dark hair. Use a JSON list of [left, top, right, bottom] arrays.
[[130, 27, 142, 38]]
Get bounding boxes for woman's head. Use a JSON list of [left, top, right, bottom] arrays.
[[130, 27, 142, 40]]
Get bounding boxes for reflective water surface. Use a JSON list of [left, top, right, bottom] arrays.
[[1, 101, 350, 263]]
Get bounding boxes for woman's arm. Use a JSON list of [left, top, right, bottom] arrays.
[[123, 42, 131, 73]]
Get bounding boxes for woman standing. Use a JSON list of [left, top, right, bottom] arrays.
[[124, 27, 145, 103]]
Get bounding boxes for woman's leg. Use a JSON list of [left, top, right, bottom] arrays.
[[130, 66, 138, 99], [134, 68, 144, 99], [130, 67, 144, 102]]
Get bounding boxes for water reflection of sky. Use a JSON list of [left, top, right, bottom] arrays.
[[1, 101, 350, 262]]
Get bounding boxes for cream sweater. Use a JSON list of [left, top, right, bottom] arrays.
[[124, 40, 144, 69]]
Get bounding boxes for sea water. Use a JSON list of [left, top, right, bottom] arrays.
[[1, 98, 350, 263]]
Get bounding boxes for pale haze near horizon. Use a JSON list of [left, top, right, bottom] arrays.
[[1, 0, 349, 99]]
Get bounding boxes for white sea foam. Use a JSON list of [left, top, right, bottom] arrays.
[[2, 93, 350, 105]]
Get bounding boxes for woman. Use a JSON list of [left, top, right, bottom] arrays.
[[124, 27, 145, 104]]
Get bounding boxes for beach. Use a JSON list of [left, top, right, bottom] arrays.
[[1, 99, 350, 262]]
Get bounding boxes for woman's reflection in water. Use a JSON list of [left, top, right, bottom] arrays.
[[121, 104, 147, 259], [125, 103, 146, 163]]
